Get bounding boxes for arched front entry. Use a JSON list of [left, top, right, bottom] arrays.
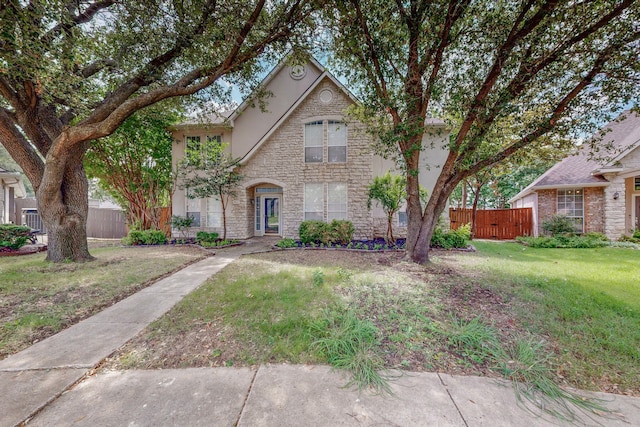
[[246, 181, 284, 237]]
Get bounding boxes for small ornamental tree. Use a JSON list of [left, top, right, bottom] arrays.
[[178, 142, 243, 240], [367, 173, 406, 245], [367, 173, 427, 245]]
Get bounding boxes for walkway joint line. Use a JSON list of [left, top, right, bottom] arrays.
[[438, 373, 469, 427], [234, 365, 259, 426]]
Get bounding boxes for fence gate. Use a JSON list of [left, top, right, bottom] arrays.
[[449, 208, 533, 240]]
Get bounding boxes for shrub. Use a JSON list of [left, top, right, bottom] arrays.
[[196, 231, 219, 244], [0, 224, 31, 250], [516, 235, 609, 248], [633, 229, 640, 239], [171, 215, 194, 238], [125, 229, 167, 245], [276, 237, 296, 248], [299, 220, 329, 244], [299, 220, 356, 245], [330, 220, 355, 244], [431, 224, 470, 249], [541, 214, 576, 236]]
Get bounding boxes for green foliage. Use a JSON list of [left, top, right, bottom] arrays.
[[196, 231, 219, 244], [311, 310, 390, 394], [0, 225, 31, 250], [620, 229, 640, 244], [438, 316, 501, 364], [299, 220, 356, 245], [541, 215, 577, 236], [276, 237, 296, 248], [177, 142, 243, 240], [299, 220, 328, 244], [199, 239, 239, 248], [430, 224, 470, 249], [330, 220, 355, 244], [124, 229, 167, 246], [85, 106, 180, 230], [313, 269, 325, 287], [516, 235, 609, 249], [171, 215, 195, 239]]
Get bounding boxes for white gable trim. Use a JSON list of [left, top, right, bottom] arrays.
[[240, 71, 357, 165], [243, 177, 287, 190]]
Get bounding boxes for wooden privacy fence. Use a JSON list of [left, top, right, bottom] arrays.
[[449, 207, 533, 240]]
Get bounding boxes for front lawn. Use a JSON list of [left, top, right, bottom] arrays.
[[463, 242, 640, 395], [107, 243, 640, 400], [0, 245, 207, 359]]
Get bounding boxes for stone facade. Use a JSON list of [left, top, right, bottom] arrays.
[[536, 189, 556, 235], [196, 77, 375, 240]]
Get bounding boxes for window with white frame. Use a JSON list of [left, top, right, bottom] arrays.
[[186, 194, 201, 227], [206, 197, 222, 228], [328, 121, 347, 162], [557, 188, 584, 232], [304, 121, 323, 163], [304, 183, 324, 220], [327, 183, 347, 220]]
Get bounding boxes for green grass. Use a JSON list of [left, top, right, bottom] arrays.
[[0, 245, 205, 358], [464, 242, 640, 393]]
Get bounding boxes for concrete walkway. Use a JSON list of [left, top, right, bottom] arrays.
[[1, 239, 639, 426]]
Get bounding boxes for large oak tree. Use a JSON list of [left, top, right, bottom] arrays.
[[325, 0, 639, 263], [0, 0, 314, 262]]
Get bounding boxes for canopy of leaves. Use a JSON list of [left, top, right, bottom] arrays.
[[84, 105, 180, 228]]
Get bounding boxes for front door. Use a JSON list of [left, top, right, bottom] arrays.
[[264, 197, 280, 234]]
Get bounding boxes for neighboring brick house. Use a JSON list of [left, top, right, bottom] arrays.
[[171, 55, 449, 240], [510, 110, 640, 239], [0, 167, 26, 224]]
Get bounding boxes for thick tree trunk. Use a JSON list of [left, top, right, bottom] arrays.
[[36, 156, 94, 262]]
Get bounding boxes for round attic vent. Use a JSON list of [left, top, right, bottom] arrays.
[[319, 89, 333, 104]]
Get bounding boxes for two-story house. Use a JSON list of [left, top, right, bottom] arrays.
[[171, 55, 449, 240]]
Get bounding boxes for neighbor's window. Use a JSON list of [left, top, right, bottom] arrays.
[[327, 183, 347, 220], [304, 121, 323, 163], [186, 194, 201, 227], [206, 197, 222, 228], [304, 183, 324, 220], [635, 177, 640, 191], [328, 121, 347, 163], [557, 188, 584, 232]]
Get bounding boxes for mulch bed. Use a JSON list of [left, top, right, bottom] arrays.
[[0, 244, 47, 257]]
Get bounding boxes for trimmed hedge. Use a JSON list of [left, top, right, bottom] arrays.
[[516, 233, 609, 248], [430, 224, 471, 249], [124, 229, 167, 245], [298, 220, 355, 245], [196, 231, 219, 244], [0, 224, 31, 250]]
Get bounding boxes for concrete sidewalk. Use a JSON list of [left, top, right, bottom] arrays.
[[1, 239, 639, 426]]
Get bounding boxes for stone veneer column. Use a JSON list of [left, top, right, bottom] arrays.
[[603, 173, 626, 239]]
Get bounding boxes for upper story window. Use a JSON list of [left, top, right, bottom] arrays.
[[304, 120, 347, 163], [186, 135, 222, 166], [304, 121, 323, 163], [328, 121, 347, 163]]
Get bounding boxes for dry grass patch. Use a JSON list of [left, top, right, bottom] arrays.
[[0, 245, 207, 359]]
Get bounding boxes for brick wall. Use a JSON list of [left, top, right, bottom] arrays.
[[536, 189, 557, 235], [584, 187, 604, 233]]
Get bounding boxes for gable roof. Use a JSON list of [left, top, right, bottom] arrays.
[[240, 70, 358, 164], [509, 110, 640, 202]]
